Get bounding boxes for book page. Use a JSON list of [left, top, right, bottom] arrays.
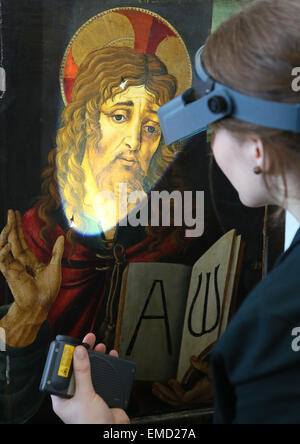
[[218, 234, 242, 334], [115, 262, 191, 381], [177, 230, 239, 381]]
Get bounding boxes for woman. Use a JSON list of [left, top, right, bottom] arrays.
[[1, 0, 300, 424], [203, 0, 300, 424]]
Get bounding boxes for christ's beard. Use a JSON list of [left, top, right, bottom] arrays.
[[96, 158, 146, 196]]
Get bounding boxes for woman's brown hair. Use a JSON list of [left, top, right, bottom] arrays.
[[203, 0, 300, 209]]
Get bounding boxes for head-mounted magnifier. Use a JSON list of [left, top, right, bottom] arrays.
[[158, 46, 300, 145]]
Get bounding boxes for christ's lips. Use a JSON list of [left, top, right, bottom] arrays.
[[118, 155, 137, 164]]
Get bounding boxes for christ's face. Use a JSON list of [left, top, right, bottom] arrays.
[[86, 85, 162, 194]]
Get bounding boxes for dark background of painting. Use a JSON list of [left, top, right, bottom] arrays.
[[0, 0, 266, 294], [0, 0, 212, 219], [0, 0, 279, 424]]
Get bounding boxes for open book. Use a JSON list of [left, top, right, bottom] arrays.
[[114, 230, 243, 382]]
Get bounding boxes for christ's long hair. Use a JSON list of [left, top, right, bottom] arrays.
[[36, 46, 194, 252]]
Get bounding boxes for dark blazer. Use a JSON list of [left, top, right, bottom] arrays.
[[211, 227, 300, 424]]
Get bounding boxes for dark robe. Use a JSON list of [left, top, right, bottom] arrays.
[[211, 228, 300, 424]]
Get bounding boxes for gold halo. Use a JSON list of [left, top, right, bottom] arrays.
[[60, 7, 192, 105]]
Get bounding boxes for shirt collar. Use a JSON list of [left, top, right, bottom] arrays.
[[274, 226, 300, 268], [291, 226, 300, 246]]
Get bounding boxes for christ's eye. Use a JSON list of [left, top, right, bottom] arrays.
[[112, 114, 126, 122], [144, 125, 158, 135]]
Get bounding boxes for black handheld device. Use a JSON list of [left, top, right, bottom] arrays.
[[40, 335, 136, 410]]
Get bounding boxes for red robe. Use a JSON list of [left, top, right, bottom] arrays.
[[21, 206, 200, 341]]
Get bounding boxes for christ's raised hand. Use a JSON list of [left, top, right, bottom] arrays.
[[0, 210, 64, 347]]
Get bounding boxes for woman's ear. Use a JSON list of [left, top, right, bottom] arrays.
[[250, 137, 273, 174]]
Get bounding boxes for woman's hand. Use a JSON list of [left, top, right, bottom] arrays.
[[51, 333, 130, 424], [0, 209, 64, 315]]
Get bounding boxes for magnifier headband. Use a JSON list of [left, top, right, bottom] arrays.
[[158, 45, 300, 145]]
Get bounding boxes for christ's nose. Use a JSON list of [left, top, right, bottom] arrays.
[[124, 121, 142, 152]]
